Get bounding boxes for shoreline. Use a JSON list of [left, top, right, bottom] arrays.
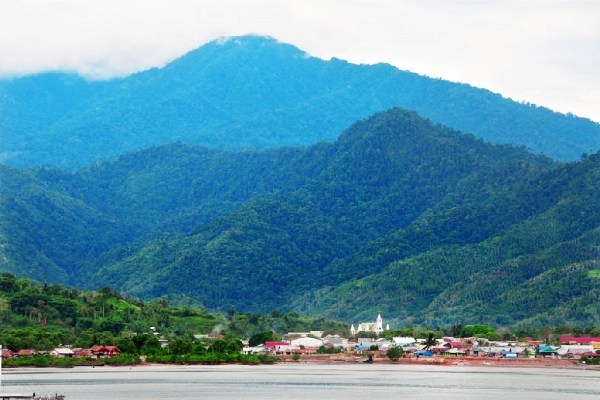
[[276, 354, 600, 370], [4, 356, 598, 372]]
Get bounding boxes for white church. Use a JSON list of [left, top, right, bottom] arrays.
[[350, 314, 390, 335]]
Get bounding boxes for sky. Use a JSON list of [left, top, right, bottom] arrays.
[[0, 0, 598, 122]]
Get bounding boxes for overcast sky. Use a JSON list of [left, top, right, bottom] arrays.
[[1, 0, 598, 121]]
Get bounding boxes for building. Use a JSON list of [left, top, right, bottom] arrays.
[[50, 348, 74, 358], [350, 314, 387, 335], [393, 337, 416, 347], [560, 337, 600, 345], [90, 345, 121, 358], [290, 337, 323, 349], [265, 341, 292, 354], [2, 348, 15, 359], [16, 349, 36, 357]]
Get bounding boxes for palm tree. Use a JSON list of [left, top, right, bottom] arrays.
[[422, 333, 438, 350]]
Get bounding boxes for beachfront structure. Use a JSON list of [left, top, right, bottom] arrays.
[[50, 348, 74, 358]]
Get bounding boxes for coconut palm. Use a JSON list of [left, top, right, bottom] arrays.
[[422, 333, 438, 350]]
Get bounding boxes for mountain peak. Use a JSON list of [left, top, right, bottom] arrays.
[[173, 34, 311, 64], [2, 36, 598, 168]]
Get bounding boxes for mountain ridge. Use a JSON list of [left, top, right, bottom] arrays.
[[1, 35, 598, 168], [1, 108, 597, 327]]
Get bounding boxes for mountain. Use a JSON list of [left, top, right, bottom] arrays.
[[2, 108, 595, 327], [0, 164, 126, 282], [85, 110, 598, 329], [1, 35, 598, 168]]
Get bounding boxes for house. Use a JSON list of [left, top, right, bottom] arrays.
[[559, 337, 600, 345], [413, 350, 433, 357], [322, 334, 344, 346], [441, 348, 468, 356], [285, 331, 325, 339], [50, 348, 74, 358], [90, 345, 121, 358], [242, 345, 270, 355], [104, 346, 121, 357], [557, 345, 595, 357], [265, 341, 292, 354], [290, 337, 323, 350], [501, 351, 518, 359], [392, 337, 416, 347], [537, 345, 558, 356], [2, 349, 15, 358], [72, 348, 95, 358], [16, 349, 36, 357]]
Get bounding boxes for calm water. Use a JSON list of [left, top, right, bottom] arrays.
[[2, 363, 599, 399]]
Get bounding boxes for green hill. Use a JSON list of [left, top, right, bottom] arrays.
[[0, 273, 347, 351]]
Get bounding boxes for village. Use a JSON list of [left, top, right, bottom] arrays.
[[2, 316, 599, 367], [242, 315, 600, 366]]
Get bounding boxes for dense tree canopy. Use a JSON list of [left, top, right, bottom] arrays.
[[1, 109, 598, 328], [1, 36, 597, 168]]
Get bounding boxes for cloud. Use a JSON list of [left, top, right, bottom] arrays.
[[0, 0, 598, 121]]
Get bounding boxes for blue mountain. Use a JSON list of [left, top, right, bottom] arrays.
[[1, 35, 598, 168]]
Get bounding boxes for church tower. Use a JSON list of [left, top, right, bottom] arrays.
[[376, 313, 383, 334]]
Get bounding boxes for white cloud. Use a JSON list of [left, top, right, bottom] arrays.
[[0, 0, 598, 121]]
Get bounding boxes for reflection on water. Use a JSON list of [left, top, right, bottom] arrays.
[[3, 364, 599, 400]]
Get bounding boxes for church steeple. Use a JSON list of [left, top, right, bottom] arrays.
[[376, 313, 383, 333]]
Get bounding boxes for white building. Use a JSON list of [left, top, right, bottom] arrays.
[[50, 347, 74, 358], [350, 314, 386, 335], [290, 337, 324, 349], [393, 337, 416, 346]]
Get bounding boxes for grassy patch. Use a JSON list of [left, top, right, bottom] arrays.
[[587, 269, 600, 278]]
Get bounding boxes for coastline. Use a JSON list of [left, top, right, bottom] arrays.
[[4, 362, 598, 400], [275, 354, 600, 370], [4, 356, 598, 372]]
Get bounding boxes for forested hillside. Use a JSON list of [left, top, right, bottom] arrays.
[[0, 273, 347, 351], [1, 36, 598, 168], [1, 108, 596, 327]]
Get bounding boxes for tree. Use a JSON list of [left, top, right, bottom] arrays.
[[386, 346, 404, 361], [210, 338, 243, 354], [116, 336, 136, 354], [422, 333, 438, 350], [460, 325, 496, 338], [141, 334, 161, 355], [249, 331, 275, 347], [170, 338, 193, 355]]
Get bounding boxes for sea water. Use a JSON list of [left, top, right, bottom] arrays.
[[2, 363, 599, 399]]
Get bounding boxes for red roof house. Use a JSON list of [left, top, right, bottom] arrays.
[[90, 345, 121, 358], [16, 349, 36, 357], [560, 337, 600, 345], [2, 349, 15, 358]]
